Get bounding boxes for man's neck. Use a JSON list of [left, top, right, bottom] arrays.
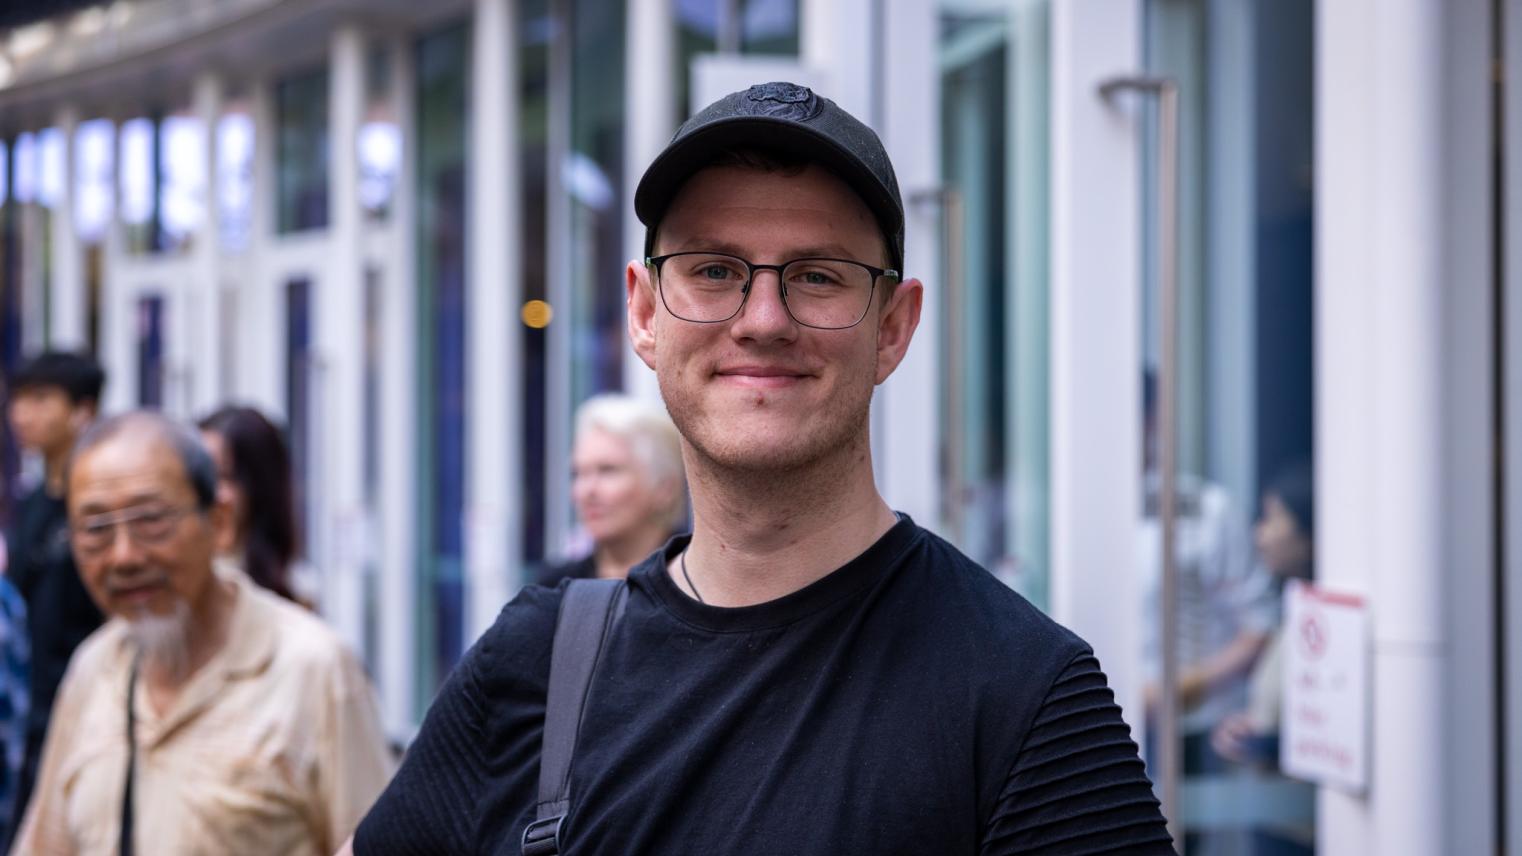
[[674, 432, 898, 607], [42, 450, 70, 496]]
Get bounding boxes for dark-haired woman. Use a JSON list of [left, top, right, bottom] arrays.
[[198, 406, 302, 604]]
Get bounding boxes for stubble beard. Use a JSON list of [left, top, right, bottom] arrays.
[[126, 599, 192, 683], [658, 360, 876, 483]]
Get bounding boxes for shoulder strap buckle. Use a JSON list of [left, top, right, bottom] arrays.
[[521, 813, 566, 856]]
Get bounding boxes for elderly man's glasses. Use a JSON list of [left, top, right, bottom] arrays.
[[71, 505, 193, 555], [646, 252, 899, 330]]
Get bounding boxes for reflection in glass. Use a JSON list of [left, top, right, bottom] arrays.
[[136, 295, 166, 407], [120, 118, 154, 252], [276, 67, 331, 234], [1139, 1, 1317, 852], [937, 4, 1051, 608], [37, 128, 64, 210], [74, 120, 114, 244], [361, 44, 400, 221], [219, 111, 255, 252], [159, 115, 206, 251], [568, 0, 626, 422], [415, 21, 470, 705], [285, 277, 315, 560], [520, 0, 551, 568], [12, 133, 37, 205]]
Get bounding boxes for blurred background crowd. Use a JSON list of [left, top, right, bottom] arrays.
[[0, 0, 1511, 854]]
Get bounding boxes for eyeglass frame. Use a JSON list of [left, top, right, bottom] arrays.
[[644, 252, 901, 330], [69, 504, 199, 555]]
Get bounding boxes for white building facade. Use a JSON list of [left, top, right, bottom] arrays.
[[0, 0, 1512, 852]]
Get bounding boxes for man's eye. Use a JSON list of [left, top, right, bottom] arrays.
[[700, 265, 735, 280]]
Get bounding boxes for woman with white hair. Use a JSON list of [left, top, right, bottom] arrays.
[[536, 394, 687, 586]]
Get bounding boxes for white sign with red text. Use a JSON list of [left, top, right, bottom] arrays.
[[1281, 579, 1370, 793]]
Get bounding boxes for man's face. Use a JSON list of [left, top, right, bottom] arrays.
[[8, 385, 91, 457], [627, 164, 922, 473], [67, 433, 224, 622]]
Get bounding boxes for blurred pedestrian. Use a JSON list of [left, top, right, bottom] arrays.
[[349, 82, 1173, 855], [3, 352, 105, 845], [197, 406, 301, 603], [13, 411, 393, 855], [0, 572, 27, 847], [537, 394, 685, 586], [1210, 462, 1316, 856]]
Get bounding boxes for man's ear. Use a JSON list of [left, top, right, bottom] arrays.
[[627, 259, 660, 371], [873, 278, 923, 385]]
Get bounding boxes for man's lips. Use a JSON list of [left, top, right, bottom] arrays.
[[714, 366, 813, 389]]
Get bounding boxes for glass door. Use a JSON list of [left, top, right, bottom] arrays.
[[937, 0, 1051, 609], [1134, 2, 1317, 853]]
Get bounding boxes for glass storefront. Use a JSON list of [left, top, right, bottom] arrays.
[[276, 66, 331, 234], [1139, 1, 1316, 852], [937, 1, 1051, 609], [519, 0, 552, 567], [414, 20, 471, 704]]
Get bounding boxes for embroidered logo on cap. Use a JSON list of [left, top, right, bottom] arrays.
[[741, 82, 823, 122]]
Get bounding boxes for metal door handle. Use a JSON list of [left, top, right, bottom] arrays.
[[1098, 73, 1182, 853]]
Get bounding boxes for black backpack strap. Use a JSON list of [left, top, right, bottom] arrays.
[[521, 578, 627, 856]]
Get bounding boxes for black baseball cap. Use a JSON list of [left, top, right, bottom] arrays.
[[634, 81, 905, 273]]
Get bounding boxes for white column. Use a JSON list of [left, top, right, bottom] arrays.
[[621, 0, 674, 403], [378, 34, 419, 733], [321, 23, 368, 654], [49, 106, 85, 349], [466, 0, 522, 641], [101, 117, 134, 416], [191, 72, 223, 412], [1048, 0, 1145, 730], [1316, 0, 1486, 852], [873, 0, 939, 526]]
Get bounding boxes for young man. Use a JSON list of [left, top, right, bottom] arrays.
[[3, 352, 106, 843], [14, 411, 394, 854], [351, 83, 1174, 855]]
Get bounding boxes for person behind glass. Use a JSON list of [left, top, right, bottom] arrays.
[[1210, 462, 1316, 855], [197, 406, 302, 603], [2, 352, 105, 847], [537, 394, 686, 587], [13, 411, 394, 855]]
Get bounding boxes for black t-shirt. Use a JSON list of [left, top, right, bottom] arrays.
[[4, 485, 104, 835], [357, 518, 1174, 855]]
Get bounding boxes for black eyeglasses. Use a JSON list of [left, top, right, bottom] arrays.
[[645, 252, 899, 330], [70, 505, 193, 555]]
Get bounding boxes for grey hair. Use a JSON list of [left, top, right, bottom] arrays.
[[71, 411, 219, 510], [575, 394, 687, 528]]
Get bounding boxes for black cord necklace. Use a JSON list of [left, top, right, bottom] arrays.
[[680, 549, 705, 604]]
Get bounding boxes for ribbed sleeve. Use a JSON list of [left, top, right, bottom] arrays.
[[353, 654, 487, 855], [982, 653, 1177, 855]]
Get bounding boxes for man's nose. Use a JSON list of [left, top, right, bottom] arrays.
[[104, 523, 146, 565], [730, 270, 797, 341]]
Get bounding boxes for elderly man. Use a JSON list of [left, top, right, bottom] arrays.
[[13, 411, 393, 856], [352, 83, 1172, 855]]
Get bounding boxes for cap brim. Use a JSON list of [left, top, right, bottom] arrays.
[[634, 116, 904, 244]]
